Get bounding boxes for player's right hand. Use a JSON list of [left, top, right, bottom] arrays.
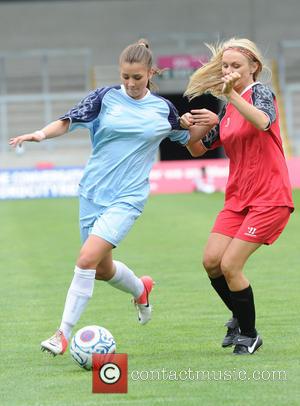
[[221, 72, 241, 96], [9, 133, 43, 148]]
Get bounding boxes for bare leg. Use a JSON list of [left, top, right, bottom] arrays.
[[220, 238, 261, 291], [203, 233, 235, 315]]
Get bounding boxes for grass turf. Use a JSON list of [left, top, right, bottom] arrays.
[[1, 191, 299, 406]]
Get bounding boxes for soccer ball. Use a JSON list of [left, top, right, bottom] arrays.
[[70, 325, 116, 370]]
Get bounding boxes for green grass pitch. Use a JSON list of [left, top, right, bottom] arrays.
[[1, 191, 299, 406]]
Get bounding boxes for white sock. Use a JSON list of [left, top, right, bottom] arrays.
[[59, 266, 96, 340], [108, 260, 144, 299]]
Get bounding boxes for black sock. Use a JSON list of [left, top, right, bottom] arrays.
[[209, 275, 235, 318], [230, 285, 257, 338]]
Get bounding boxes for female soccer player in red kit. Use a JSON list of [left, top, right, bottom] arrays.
[[181, 38, 294, 355]]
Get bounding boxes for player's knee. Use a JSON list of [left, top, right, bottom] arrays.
[[220, 257, 237, 282], [202, 253, 221, 277], [77, 251, 97, 270]]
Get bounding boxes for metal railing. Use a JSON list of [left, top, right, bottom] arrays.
[[2, 37, 299, 159], [0, 48, 92, 153], [278, 40, 300, 156]]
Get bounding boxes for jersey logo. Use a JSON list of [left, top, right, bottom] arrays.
[[244, 227, 257, 237], [224, 117, 230, 127], [107, 106, 124, 116]]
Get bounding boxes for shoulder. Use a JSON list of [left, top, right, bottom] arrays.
[[151, 93, 180, 130], [251, 83, 277, 123], [93, 85, 122, 100], [75, 86, 122, 107], [60, 86, 121, 123], [251, 83, 275, 101]]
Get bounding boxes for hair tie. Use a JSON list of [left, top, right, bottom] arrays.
[[138, 42, 149, 49], [224, 46, 262, 72], [224, 46, 257, 62]]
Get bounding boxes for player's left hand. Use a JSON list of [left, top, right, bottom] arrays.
[[190, 109, 219, 127]]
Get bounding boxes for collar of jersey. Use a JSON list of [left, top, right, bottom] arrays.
[[120, 84, 150, 101], [240, 81, 261, 97]]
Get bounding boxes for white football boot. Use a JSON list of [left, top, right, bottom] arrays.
[[41, 329, 68, 356], [134, 276, 154, 325]]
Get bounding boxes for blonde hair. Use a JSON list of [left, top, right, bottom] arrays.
[[184, 38, 267, 99], [119, 38, 161, 91]]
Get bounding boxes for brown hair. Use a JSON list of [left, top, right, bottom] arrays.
[[119, 38, 161, 91]]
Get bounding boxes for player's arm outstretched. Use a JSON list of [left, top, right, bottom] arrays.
[[9, 119, 69, 148], [182, 108, 219, 157]]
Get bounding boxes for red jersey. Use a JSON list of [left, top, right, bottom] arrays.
[[202, 82, 294, 211]]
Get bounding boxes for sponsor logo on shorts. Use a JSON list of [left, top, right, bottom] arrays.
[[244, 227, 257, 237]]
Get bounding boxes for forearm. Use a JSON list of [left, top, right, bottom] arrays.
[[40, 119, 70, 139], [9, 118, 70, 147], [227, 91, 269, 130], [186, 126, 210, 157], [186, 138, 207, 157], [181, 108, 218, 157]]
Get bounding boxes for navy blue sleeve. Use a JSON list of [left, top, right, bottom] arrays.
[[59, 86, 120, 124], [165, 99, 181, 130], [251, 83, 276, 125], [202, 104, 226, 149], [154, 95, 181, 130]]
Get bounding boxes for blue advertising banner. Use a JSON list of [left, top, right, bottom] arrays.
[[0, 167, 83, 199]]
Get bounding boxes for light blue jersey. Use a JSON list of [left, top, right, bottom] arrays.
[[60, 85, 189, 211]]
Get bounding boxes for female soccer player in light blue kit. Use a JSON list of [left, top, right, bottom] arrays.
[[10, 39, 218, 356]]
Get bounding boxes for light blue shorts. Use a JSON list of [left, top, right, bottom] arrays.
[[79, 196, 142, 247]]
